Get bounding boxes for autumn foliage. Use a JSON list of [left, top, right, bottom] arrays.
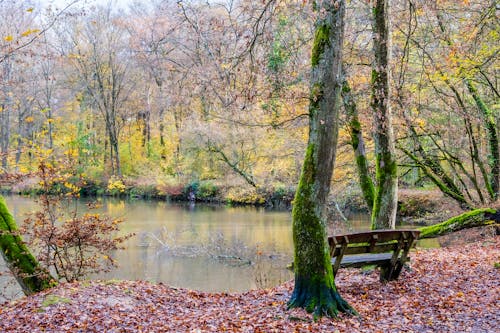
[[21, 160, 132, 282], [0, 236, 498, 332]]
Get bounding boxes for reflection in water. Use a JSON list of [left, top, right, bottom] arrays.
[[0, 195, 380, 299], [1, 195, 295, 295]]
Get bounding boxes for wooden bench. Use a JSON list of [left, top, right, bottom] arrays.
[[328, 229, 420, 282]]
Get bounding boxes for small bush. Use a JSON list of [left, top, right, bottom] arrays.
[[197, 181, 219, 200], [107, 176, 126, 196], [225, 187, 266, 205], [22, 161, 133, 283], [156, 178, 185, 199]]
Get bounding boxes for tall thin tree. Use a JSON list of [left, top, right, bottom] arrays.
[[370, 0, 398, 229], [288, 0, 356, 318]]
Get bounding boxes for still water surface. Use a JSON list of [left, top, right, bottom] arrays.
[[1, 195, 374, 299]]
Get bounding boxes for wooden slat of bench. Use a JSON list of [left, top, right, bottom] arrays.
[[329, 229, 420, 245], [332, 253, 410, 269], [331, 243, 401, 257]]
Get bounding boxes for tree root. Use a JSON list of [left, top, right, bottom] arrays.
[[288, 276, 358, 319]]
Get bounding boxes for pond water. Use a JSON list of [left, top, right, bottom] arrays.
[[0, 194, 379, 300]]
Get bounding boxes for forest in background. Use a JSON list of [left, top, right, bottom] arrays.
[[0, 0, 498, 208]]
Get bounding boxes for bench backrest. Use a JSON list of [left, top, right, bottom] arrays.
[[328, 229, 420, 257]]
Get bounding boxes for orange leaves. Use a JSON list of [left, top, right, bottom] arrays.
[[0, 237, 498, 332]]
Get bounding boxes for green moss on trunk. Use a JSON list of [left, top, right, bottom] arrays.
[[0, 195, 55, 295], [466, 79, 499, 199], [289, 0, 354, 318], [371, 151, 398, 229], [289, 145, 356, 317], [419, 208, 496, 238], [342, 78, 375, 210], [370, 0, 398, 230], [311, 24, 331, 67], [289, 274, 356, 318]]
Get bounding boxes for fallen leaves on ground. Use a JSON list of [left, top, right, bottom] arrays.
[[1, 237, 498, 332]]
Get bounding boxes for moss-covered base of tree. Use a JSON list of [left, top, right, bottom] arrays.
[[418, 208, 497, 239], [0, 196, 55, 295], [288, 275, 357, 318]]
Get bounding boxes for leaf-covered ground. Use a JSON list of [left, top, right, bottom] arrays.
[[1, 236, 498, 332]]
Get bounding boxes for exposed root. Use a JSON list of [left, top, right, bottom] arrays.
[[288, 276, 357, 319]]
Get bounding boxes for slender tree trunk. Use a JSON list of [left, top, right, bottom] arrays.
[[143, 85, 152, 152], [398, 109, 470, 208], [288, 0, 355, 318], [0, 196, 55, 295], [342, 77, 375, 210], [370, 0, 398, 230], [1, 103, 10, 170], [1, 57, 12, 171], [465, 79, 499, 199], [435, 11, 499, 201]]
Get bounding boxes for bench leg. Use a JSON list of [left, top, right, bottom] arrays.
[[379, 262, 403, 282], [379, 264, 391, 282]]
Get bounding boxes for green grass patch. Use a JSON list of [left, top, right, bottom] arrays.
[[41, 294, 71, 309]]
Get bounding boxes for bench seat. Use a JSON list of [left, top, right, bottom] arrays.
[[328, 229, 420, 281]]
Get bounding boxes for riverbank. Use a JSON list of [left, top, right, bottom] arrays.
[[6, 175, 296, 208], [1, 233, 498, 332], [6, 173, 463, 224]]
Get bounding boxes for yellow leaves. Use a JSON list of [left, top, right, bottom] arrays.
[[26, 7, 34, 13], [107, 176, 126, 194], [415, 118, 426, 129], [64, 181, 80, 194], [64, 148, 78, 158], [3, 28, 40, 43], [21, 29, 40, 37], [25, 116, 35, 123]]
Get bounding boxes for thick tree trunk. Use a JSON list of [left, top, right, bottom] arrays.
[[342, 78, 375, 211], [0, 195, 55, 295], [370, 0, 398, 230], [419, 208, 499, 239], [288, 0, 355, 318]]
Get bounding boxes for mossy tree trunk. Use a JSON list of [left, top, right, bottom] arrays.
[[288, 0, 355, 318], [435, 12, 499, 201], [419, 208, 499, 239], [370, 0, 398, 230], [342, 77, 375, 211], [0, 195, 55, 295], [465, 79, 499, 200]]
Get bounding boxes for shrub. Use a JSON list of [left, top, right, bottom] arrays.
[[225, 187, 266, 205], [107, 176, 126, 196], [197, 181, 219, 201], [22, 161, 133, 282]]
